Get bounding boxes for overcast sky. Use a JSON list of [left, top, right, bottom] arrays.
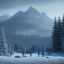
[[0, 0, 64, 19]]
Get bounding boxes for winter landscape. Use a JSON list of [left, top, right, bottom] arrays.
[[0, 53, 64, 64], [0, 0, 64, 64]]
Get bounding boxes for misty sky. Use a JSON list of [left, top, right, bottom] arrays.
[[0, 0, 64, 19]]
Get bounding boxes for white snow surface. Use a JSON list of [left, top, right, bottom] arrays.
[[0, 53, 64, 64]]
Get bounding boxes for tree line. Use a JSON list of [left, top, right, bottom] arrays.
[[0, 25, 52, 56], [52, 14, 64, 53]]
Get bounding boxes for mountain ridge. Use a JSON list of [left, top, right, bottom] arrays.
[[0, 14, 10, 22], [0, 6, 53, 37], [0, 6, 53, 49]]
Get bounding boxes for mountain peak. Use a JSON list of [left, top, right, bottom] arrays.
[[28, 6, 35, 10], [14, 11, 24, 17], [27, 6, 37, 12], [26, 6, 40, 15]]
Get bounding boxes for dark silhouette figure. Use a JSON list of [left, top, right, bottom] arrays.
[[22, 51, 25, 57], [42, 51, 44, 57], [30, 51, 32, 57], [38, 51, 40, 57], [10, 52, 13, 56]]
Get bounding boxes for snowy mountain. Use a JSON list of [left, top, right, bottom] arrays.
[[0, 6, 53, 49], [2, 6, 53, 37]]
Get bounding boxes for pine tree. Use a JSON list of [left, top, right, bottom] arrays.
[[62, 14, 64, 36], [31, 45, 36, 53], [61, 14, 64, 52], [0, 28, 4, 55], [31, 44, 38, 53], [52, 17, 62, 52], [0, 26, 8, 56], [57, 17, 62, 52], [52, 17, 58, 52]]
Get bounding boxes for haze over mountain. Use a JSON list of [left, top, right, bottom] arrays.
[[0, 6, 53, 49], [2, 6, 53, 37], [0, 14, 10, 22]]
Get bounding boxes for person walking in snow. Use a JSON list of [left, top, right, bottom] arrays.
[[42, 51, 44, 57]]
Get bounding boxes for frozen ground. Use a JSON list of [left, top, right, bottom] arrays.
[[0, 53, 64, 64]]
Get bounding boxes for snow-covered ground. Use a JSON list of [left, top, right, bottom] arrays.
[[0, 53, 64, 64]]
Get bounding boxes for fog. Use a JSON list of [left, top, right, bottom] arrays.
[[0, 0, 64, 19]]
